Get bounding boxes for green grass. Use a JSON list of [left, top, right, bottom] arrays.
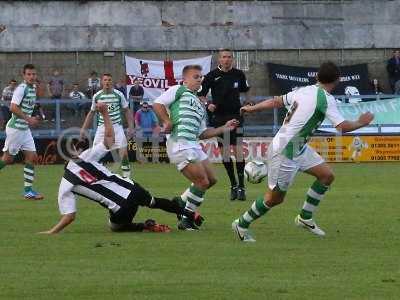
[[0, 163, 399, 300]]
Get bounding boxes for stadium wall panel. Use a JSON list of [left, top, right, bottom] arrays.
[[1, 1, 400, 51]]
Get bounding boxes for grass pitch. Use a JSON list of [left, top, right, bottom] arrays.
[[0, 163, 399, 299]]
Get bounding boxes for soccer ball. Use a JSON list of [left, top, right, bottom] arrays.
[[244, 161, 268, 184]]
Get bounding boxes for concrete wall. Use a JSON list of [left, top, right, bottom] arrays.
[[1, 1, 400, 51], [0, 49, 393, 97]]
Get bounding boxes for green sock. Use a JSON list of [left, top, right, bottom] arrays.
[[300, 180, 329, 219], [0, 160, 6, 170], [184, 184, 205, 213], [24, 164, 35, 192], [121, 157, 131, 178], [238, 196, 270, 228]]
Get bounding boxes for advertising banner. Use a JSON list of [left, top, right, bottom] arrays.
[[320, 98, 400, 134], [267, 63, 371, 95], [125, 55, 212, 101], [1, 136, 399, 164]]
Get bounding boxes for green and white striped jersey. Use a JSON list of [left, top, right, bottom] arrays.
[[91, 89, 128, 126], [272, 85, 345, 159], [7, 82, 36, 130], [154, 85, 207, 141]]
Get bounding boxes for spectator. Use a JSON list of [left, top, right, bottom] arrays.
[[69, 83, 88, 116], [135, 102, 159, 138], [129, 79, 144, 114], [370, 79, 384, 95], [0, 79, 17, 129], [115, 78, 127, 97], [87, 71, 101, 98], [47, 69, 64, 99], [35, 78, 46, 99], [386, 50, 400, 93], [30, 78, 47, 121]]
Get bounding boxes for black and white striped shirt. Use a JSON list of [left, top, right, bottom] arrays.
[[58, 143, 147, 220]]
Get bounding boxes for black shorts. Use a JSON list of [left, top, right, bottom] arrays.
[[214, 114, 243, 146], [109, 181, 153, 225]]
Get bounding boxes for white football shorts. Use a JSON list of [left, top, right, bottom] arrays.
[[93, 124, 128, 150], [267, 144, 325, 191], [2, 127, 36, 155], [166, 138, 208, 171]]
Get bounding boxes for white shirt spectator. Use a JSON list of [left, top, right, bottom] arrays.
[[69, 90, 86, 100]]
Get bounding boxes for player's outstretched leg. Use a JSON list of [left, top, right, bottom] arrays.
[[109, 219, 171, 233]]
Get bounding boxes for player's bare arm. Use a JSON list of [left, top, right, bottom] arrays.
[[240, 96, 284, 115], [199, 119, 239, 140], [80, 110, 95, 139], [9, 103, 39, 127], [96, 103, 115, 148], [123, 107, 135, 138], [153, 103, 172, 133], [336, 112, 374, 133], [39, 213, 76, 234]]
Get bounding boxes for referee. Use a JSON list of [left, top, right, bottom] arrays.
[[198, 49, 250, 201]]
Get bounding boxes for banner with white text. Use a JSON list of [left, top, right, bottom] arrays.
[[267, 63, 371, 95], [125, 55, 212, 101]]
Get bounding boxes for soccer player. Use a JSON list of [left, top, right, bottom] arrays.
[[80, 73, 134, 179], [199, 49, 251, 201], [232, 61, 374, 242], [153, 65, 239, 230], [40, 103, 197, 234], [0, 64, 43, 200]]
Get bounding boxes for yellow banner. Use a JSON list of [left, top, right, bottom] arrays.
[[309, 136, 400, 162]]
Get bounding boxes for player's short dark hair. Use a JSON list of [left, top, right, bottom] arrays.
[[182, 65, 202, 76], [317, 61, 340, 84], [102, 73, 112, 78], [219, 48, 232, 54], [23, 64, 35, 74], [9, 79, 17, 83]]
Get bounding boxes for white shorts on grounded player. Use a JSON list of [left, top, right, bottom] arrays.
[[93, 124, 128, 150], [166, 138, 208, 171], [267, 145, 324, 191], [2, 127, 36, 155]]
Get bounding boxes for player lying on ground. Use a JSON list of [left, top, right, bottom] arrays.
[[40, 103, 202, 234], [232, 61, 374, 242], [153, 64, 239, 230]]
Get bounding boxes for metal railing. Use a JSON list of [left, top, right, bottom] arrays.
[[1, 94, 399, 139]]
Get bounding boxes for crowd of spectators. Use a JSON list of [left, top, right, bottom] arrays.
[[0, 69, 159, 134], [2, 52, 400, 131]]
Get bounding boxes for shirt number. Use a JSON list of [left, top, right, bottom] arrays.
[[284, 101, 298, 124]]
